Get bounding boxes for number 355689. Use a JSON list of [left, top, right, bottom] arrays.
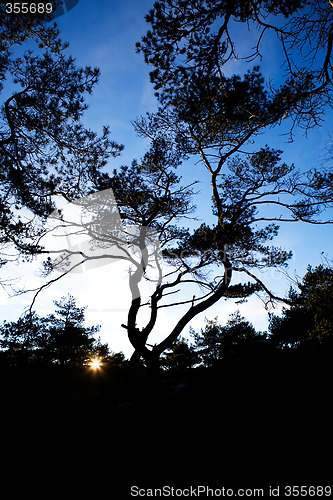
[[5, 3, 53, 14]]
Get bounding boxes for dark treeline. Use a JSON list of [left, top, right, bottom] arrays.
[[0, 294, 120, 368], [1, 264, 332, 391], [1, 264, 333, 377], [0, 266, 332, 487], [163, 264, 333, 375], [0, 294, 127, 400]]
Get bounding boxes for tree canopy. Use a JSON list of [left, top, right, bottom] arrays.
[[269, 264, 333, 348], [0, 3, 122, 275], [105, 0, 331, 373], [0, 294, 110, 367], [191, 311, 267, 367], [4, 1, 333, 378], [137, 0, 333, 133]]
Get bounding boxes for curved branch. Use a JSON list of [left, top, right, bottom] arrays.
[[154, 258, 233, 356], [235, 266, 293, 306]]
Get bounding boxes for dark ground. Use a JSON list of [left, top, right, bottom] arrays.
[[0, 353, 331, 496]]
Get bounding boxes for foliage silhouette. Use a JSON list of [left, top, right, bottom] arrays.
[[0, 294, 111, 367], [137, 0, 333, 133], [27, 0, 333, 378], [115, 0, 333, 374], [191, 311, 268, 367], [0, 3, 122, 277], [269, 264, 333, 349], [161, 336, 198, 372]]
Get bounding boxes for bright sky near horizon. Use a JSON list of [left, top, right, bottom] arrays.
[[1, 0, 333, 358]]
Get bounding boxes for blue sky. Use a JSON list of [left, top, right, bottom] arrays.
[[1, 0, 332, 357]]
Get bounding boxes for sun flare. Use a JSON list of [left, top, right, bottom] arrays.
[[89, 358, 102, 370]]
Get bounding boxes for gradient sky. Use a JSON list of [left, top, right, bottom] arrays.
[[1, 0, 332, 357]]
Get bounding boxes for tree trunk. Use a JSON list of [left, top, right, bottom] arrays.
[[128, 348, 161, 388], [128, 350, 141, 382], [145, 351, 161, 385]]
